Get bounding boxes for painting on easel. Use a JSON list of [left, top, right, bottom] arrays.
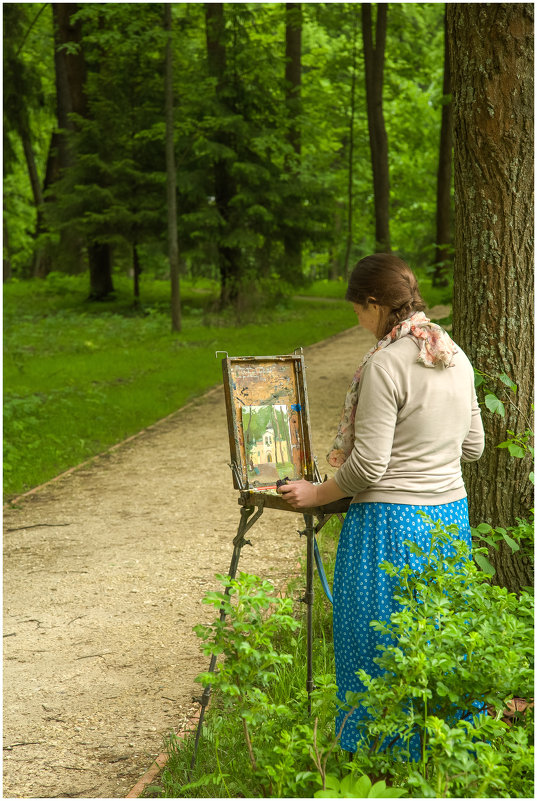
[[242, 404, 300, 487], [221, 353, 315, 492]]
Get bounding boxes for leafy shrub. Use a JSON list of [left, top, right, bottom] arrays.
[[344, 516, 534, 798]]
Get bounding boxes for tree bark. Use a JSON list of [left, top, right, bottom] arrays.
[[52, 3, 87, 167], [343, 6, 359, 278], [448, 3, 534, 592], [282, 2, 303, 284], [52, 3, 92, 276], [133, 242, 141, 305], [361, 3, 390, 253], [34, 132, 64, 278], [18, 111, 52, 278], [165, 3, 181, 332], [433, 7, 453, 288], [205, 2, 241, 306]]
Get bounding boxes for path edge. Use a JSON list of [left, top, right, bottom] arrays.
[[125, 709, 201, 798], [4, 327, 359, 511], [3, 384, 223, 510]]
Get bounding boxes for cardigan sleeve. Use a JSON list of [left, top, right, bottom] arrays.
[[461, 390, 485, 462], [333, 361, 398, 497]]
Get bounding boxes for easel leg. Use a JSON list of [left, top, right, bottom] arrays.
[[303, 512, 315, 714], [189, 502, 264, 773]]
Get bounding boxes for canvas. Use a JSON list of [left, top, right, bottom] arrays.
[[220, 353, 316, 492]]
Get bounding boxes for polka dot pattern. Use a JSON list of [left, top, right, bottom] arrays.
[[333, 498, 471, 754]]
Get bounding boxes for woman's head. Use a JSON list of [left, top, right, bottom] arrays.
[[346, 253, 425, 338]]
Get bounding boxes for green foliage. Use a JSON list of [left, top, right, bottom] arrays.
[[343, 516, 534, 797], [471, 369, 534, 575], [147, 516, 532, 799], [5, 2, 448, 287], [314, 773, 405, 798]]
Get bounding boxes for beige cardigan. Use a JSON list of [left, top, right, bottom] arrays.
[[334, 336, 485, 505]]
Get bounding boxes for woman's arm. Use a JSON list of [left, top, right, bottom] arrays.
[[277, 476, 348, 510], [461, 390, 485, 462]]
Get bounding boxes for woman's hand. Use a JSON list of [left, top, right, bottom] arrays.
[[277, 479, 318, 510], [277, 476, 349, 510]]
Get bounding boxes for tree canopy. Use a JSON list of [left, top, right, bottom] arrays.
[[4, 2, 447, 296]]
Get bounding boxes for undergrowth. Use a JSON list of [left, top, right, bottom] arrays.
[[144, 517, 533, 799]]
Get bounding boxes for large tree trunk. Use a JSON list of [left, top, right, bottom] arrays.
[[448, 3, 534, 592], [432, 7, 453, 288], [164, 3, 181, 332], [53, 3, 113, 287], [282, 2, 303, 285], [361, 3, 390, 253], [205, 3, 241, 307], [18, 112, 51, 278]]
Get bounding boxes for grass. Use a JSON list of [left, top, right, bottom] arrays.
[[3, 273, 356, 497], [3, 269, 452, 498]]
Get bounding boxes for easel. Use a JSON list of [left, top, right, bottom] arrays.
[[190, 352, 351, 770]]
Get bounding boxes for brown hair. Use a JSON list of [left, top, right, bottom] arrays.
[[345, 253, 426, 337]]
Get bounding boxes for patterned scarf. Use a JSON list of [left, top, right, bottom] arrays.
[[327, 311, 457, 468]]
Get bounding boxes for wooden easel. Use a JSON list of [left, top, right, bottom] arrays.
[[190, 352, 351, 770]]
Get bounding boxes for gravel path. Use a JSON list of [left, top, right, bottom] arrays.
[[3, 324, 376, 799]]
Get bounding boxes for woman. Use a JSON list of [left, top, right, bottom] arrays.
[[277, 253, 484, 754]]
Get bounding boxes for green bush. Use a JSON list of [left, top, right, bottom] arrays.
[[344, 516, 534, 798], [147, 515, 533, 799]]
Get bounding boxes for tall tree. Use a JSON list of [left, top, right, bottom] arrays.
[[51, 3, 87, 276], [204, 2, 241, 306], [164, 3, 181, 332], [282, 2, 303, 283], [448, 3, 534, 592], [432, 7, 453, 288], [361, 3, 390, 252], [343, 6, 359, 277]]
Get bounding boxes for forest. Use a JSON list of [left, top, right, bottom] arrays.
[[5, 2, 451, 303], [3, 3, 535, 796]]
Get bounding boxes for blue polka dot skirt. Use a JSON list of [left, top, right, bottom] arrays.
[[333, 498, 471, 755]]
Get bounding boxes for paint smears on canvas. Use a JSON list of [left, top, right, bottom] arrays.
[[242, 404, 301, 487]]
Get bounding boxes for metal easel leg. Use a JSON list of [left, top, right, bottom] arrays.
[[189, 501, 265, 773], [303, 512, 315, 714]]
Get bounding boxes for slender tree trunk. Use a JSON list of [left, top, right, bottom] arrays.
[[343, 7, 359, 278], [361, 3, 390, 253], [34, 132, 64, 278], [448, 3, 534, 592], [330, 203, 344, 280], [165, 3, 181, 332], [205, 2, 241, 307], [18, 114, 51, 278], [133, 242, 141, 305], [282, 2, 303, 284], [3, 219, 13, 283], [433, 8, 453, 288]]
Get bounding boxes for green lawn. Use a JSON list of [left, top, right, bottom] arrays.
[[4, 271, 451, 498], [4, 274, 356, 497]]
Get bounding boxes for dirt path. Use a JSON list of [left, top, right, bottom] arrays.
[[3, 324, 377, 799]]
